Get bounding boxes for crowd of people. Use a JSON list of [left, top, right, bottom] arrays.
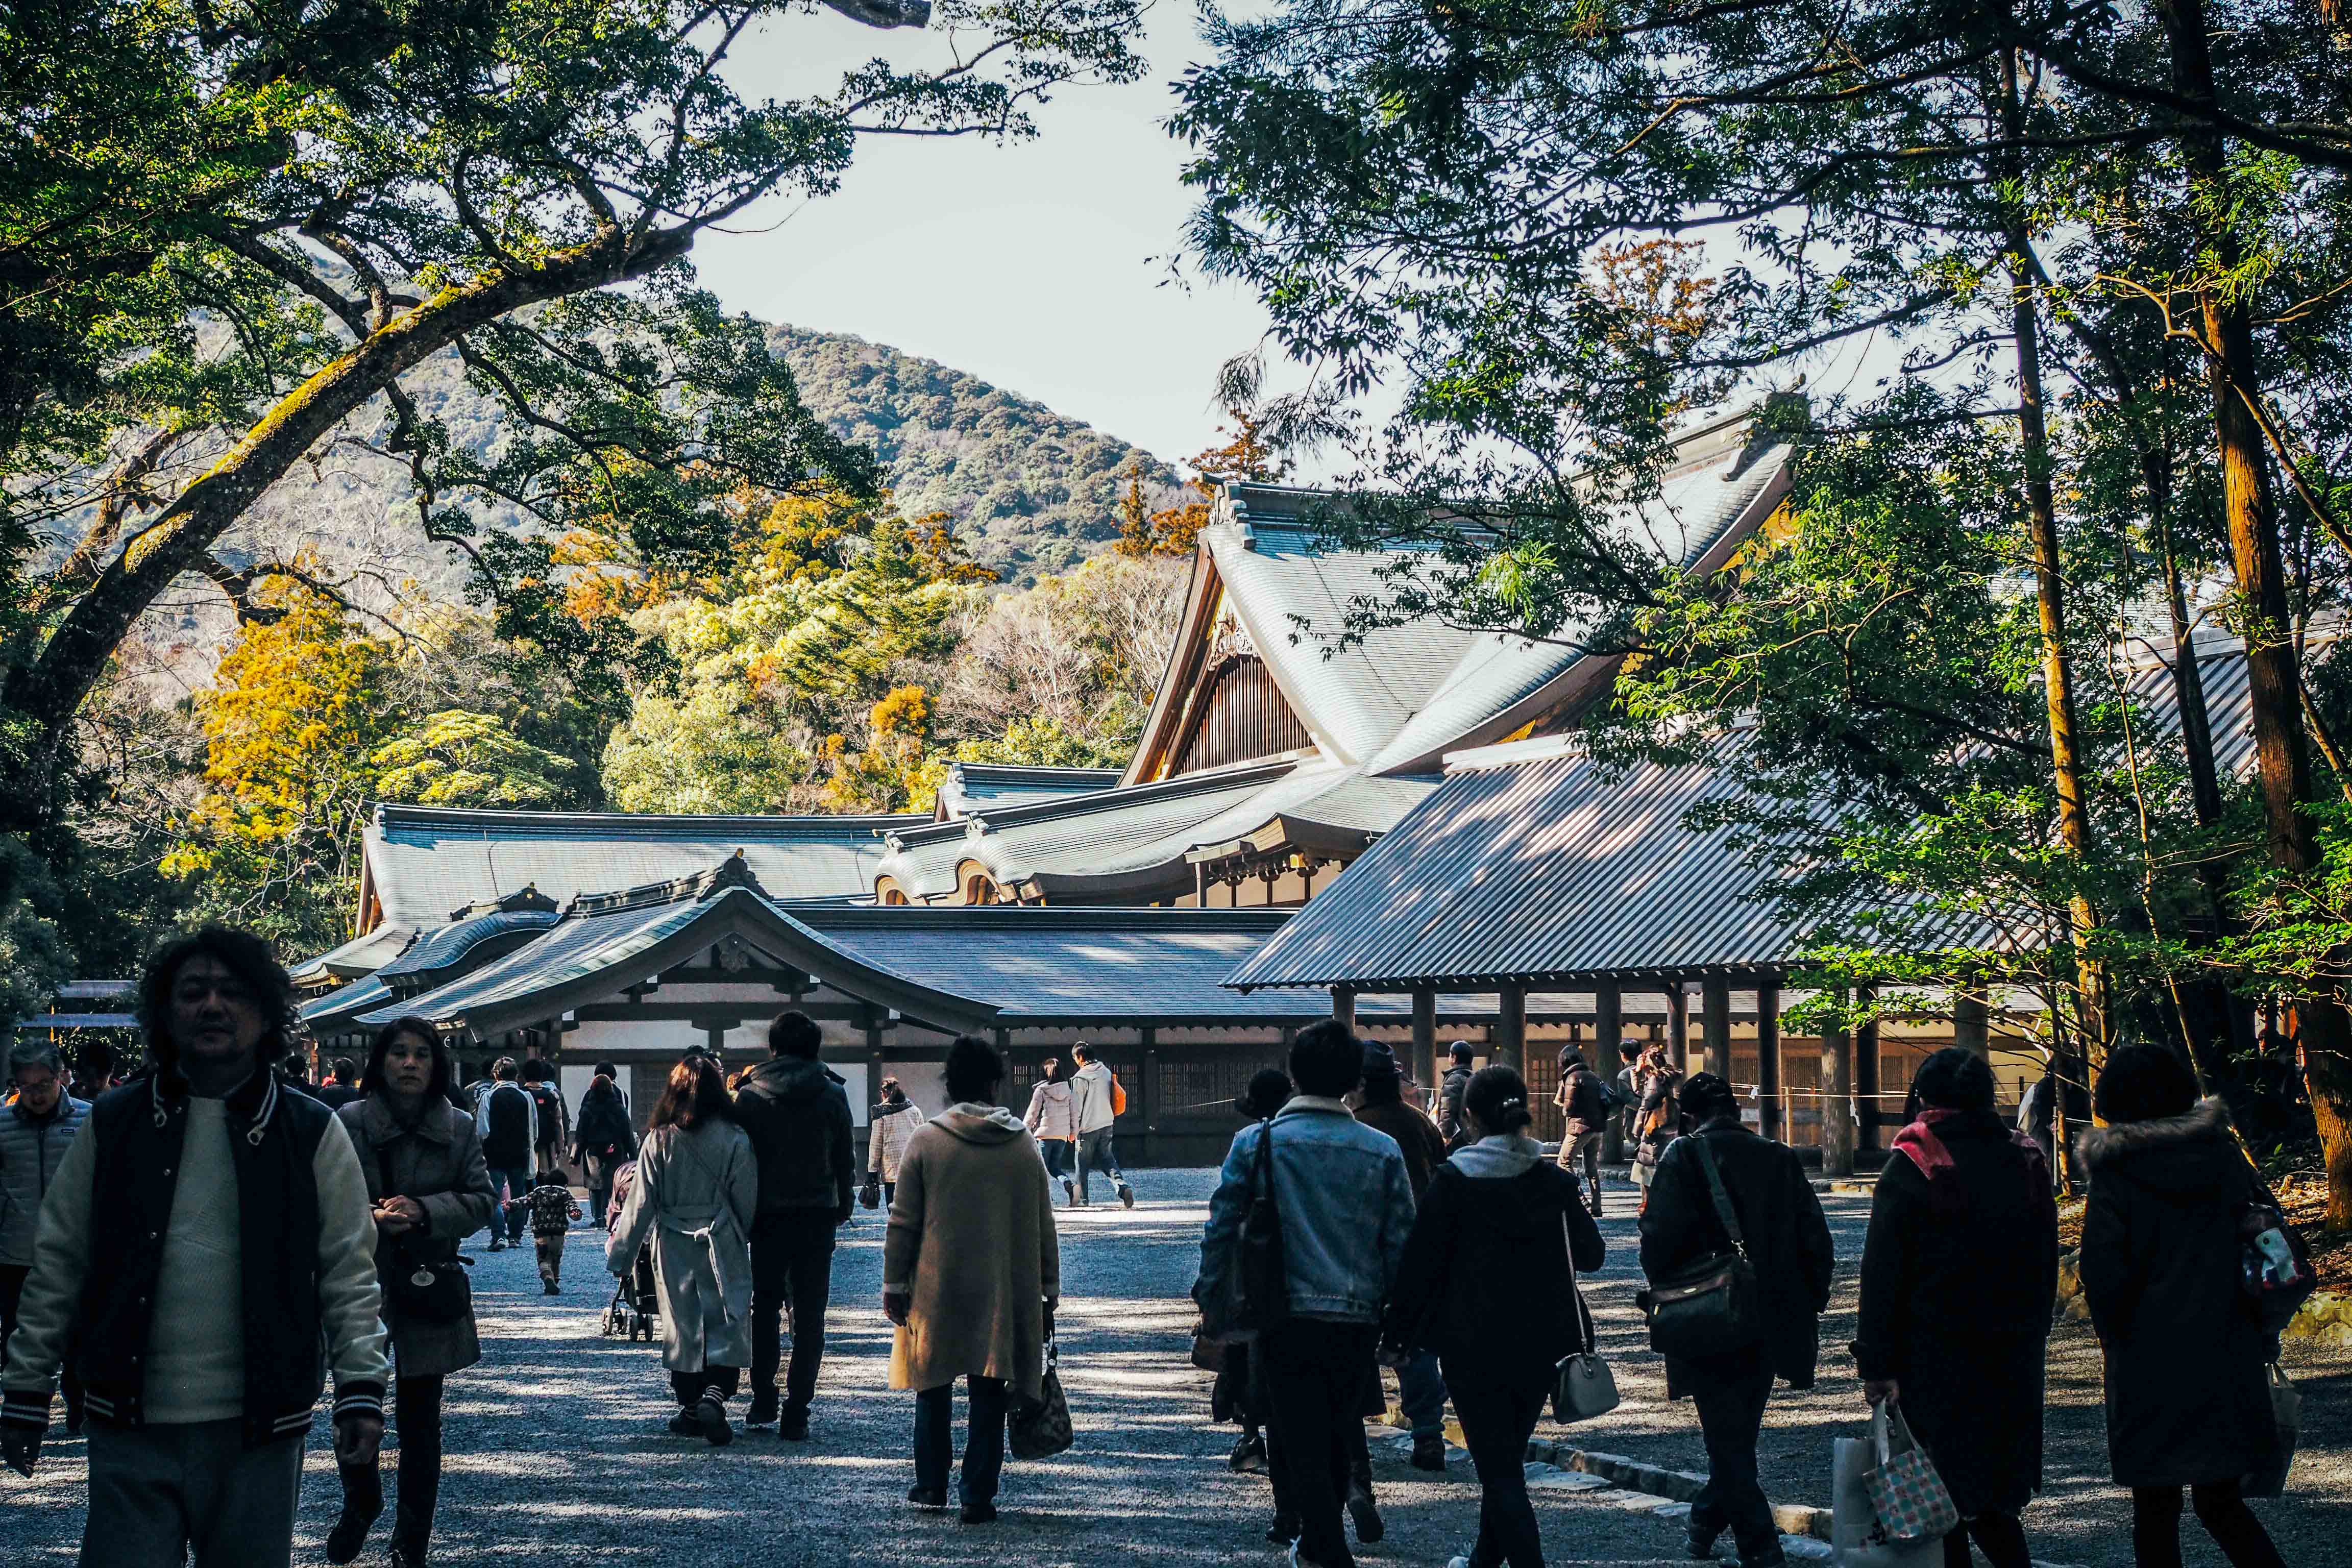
[[0, 920, 2312, 1568]]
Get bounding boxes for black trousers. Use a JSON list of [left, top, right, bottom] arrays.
[[750, 1210, 837, 1410], [1446, 1368, 1551, 1568], [1686, 1349, 1779, 1557], [0, 1264, 82, 1427], [1260, 1319, 1379, 1568], [2130, 1483, 2287, 1568], [391, 1374, 445, 1553]]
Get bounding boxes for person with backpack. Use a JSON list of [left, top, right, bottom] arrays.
[[1554, 1046, 1609, 1216], [1, 1041, 89, 1438], [1382, 1064, 1605, 1568], [1638, 1072, 1834, 1568], [474, 1058, 537, 1251], [573, 1063, 636, 1230], [1068, 1042, 1135, 1209], [1437, 1041, 1475, 1152], [520, 1057, 569, 1185], [730, 1010, 856, 1438], [2079, 1044, 2292, 1568]]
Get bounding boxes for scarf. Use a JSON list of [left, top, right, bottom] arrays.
[[1892, 1105, 2056, 1219]]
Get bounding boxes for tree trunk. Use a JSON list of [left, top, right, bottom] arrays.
[[3, 224, 692, 826], [2161, 0, 2352, 1226], [2000, 46, 2109, 1064]]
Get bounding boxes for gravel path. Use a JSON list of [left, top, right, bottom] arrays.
[[6, 1167, 2345, 1565]]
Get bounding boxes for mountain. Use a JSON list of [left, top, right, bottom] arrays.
[[769, 326, 1183, 579]]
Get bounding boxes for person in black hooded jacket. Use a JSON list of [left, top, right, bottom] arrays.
[[1853, 1048, 2057, 1568], [2079, 1044, 2288, 1568], [730, 1010, 854, 1438], [1383, 1065, 1603, 1568], [1639, 1072, 1833, 1568]]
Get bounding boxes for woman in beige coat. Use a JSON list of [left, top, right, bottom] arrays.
[[608, 1055, 758, 1446], [883, 1035, 1061, 1524], [337, 1017, 498, 1567]]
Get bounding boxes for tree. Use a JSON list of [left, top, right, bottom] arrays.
[[1114, 455, 1154, 557], [372, 710, 578, 808], [161, 579, 395, 950], [2, 0, 1145, 824], [1143, 407, 1289, 554]]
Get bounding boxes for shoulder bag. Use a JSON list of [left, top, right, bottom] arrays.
[[375, 1139, 473, 1325], [1639, 1134, 1763, 1359], [1552, 1205, 1619, 1422], [1236, 1121, 1289, 1332]]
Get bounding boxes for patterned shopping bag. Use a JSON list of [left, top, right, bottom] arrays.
[[1864, 1403, 1959, 1542]]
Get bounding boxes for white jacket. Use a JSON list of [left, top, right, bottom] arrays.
[[1070, 1062, 1119, 1135], [1024, 1080, 1075, 1141], [868, 1100, 927, 1182]]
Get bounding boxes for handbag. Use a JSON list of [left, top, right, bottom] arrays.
[[859, 1173, 882, 1210], [2239, 1183, 2316, 1336], [1864, 1401, 1959, 1542], [375, 1143, 472, 1325], [2240, 1363, 2301, 1499], [1639, 1135, 1763, 1360], [1552, 1210, 1619, 1423], [1833, 1418, 1942, 1568], [1009, 1336, 1075, 1460]]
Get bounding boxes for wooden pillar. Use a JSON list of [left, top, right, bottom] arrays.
[[1701, 975, 1732, 1079], [866, 1007, 889, 1141], [1140, 1026, 1158, 1166], [1756, 981, 1783, 1142], [1953, 986, 1990, 1058], [1332, 986, 1358, 1032], [1495, 983, 1527, 1070], [1410, 988, 1438, 1097], [1595, 979, 1626, 1163], [1667, 983, 1690, 1074], [1820, 990, 1855, 1178], [1855, 984, 1881, 1151]]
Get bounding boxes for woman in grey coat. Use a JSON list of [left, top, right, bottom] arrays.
[[337, 1017, 498, 1568], [608, 1054, 758, 1446]]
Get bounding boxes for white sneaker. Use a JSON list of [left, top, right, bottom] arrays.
[[1448, 1558, 1472, 1568]]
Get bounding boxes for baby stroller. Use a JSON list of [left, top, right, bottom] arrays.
[[599, 1159, 661, 1343]]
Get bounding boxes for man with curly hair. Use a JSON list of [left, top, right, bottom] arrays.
[[1, 926, 388, 1568]]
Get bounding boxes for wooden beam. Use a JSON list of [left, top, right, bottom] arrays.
[[1410, 987, 1437, 1096], [1820, 991, 1854, 1178], [1495, 982, 1527, 1070], [1756, 981, 1783, 1142], [1594, 979, 1626, 1163], [1701, 975, 1732, 1079], [1141, 1027, 1159, 1163], [1332, 986, 1357, 1031], [1667, 983, 1690, 1074]]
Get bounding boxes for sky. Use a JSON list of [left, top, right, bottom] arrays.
[[696, 1, 1282, 472]]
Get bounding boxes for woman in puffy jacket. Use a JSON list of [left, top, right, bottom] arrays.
[[1023, 1056, 1077, 1204], [869, 1077, 927, 1206]]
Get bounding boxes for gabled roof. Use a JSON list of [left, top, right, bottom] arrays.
[[1123, 407, 1797, 786], [934, 763, 1124, 820], [360, 802, 921, 936]]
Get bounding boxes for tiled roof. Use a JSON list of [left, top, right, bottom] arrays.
[[1229, 635, 2274, 993], [363, 803, 920, 933], [1225, 728, 1998, 991]]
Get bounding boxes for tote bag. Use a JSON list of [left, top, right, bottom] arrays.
[[1831, 1408, 1941, 1568], [1864, 1401, 1958, 1541]]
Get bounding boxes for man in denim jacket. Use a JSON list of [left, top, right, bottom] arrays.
[[1199, 1020, 1416, 1568]]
